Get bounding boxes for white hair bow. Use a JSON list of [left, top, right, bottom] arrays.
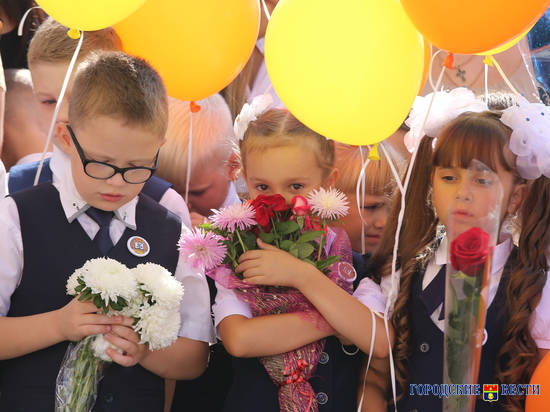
[[234, 93, 274, 141]]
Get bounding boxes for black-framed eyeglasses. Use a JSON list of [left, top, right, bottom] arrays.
[[67, 124, 159, 184]]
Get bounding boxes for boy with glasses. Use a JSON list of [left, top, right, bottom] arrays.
[[0, 51, 214, 411]]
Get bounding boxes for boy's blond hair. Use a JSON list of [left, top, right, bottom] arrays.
[[28, 17, 122, 66], [69, 52, 168, 137], [334, 143, 404, 197], [155, 94, 234, 188]]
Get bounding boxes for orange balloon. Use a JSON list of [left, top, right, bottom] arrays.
[[526, 352, 550, 411], [418, 37, 431, 94], [400, 0, 550, 54], [114, 0, 260, 101]]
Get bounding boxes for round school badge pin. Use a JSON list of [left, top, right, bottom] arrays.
[[127, 236, 150, 257], [337, 262, 357, 283]]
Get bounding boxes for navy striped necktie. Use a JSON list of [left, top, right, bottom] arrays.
[[85, 207, 115, 255]]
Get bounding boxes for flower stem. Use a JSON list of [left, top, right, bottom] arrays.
[[317, 222, 326, 262], [235, 230, 248, 252], [269, 216, 281, 248]]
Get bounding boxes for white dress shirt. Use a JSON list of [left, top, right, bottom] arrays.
[[0, 159, 215, 343], [354, 236, 550, 349]]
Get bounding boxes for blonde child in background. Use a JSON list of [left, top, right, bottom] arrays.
[[7, 18, 192, 228], [155, 93, 240, 228], [334, 143, 404, 278]]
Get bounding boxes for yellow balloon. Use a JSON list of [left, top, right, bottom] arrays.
[[477, 25, 533, 56], [115, 0, 260, 101], [265, 0, 424, 146], [36, 0, 145, 31]]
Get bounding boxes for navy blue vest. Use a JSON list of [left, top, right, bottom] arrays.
[[7, 158, 173, 202], [0, 183, 181, 412], [395, 251, 515, 412]]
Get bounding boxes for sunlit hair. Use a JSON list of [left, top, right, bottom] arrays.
[[239, 109, 335, 178], [28, 17, 121, 66], [69, 51, 168, 137], [371, 110, 547, 411], [156, 94, 234, 189], [334, 143, 404, 197]]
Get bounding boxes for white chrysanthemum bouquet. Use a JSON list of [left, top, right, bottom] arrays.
[[55, 258, 184, 412]]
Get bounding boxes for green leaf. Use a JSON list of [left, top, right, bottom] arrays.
[[297, 243, 314, 259], [280, 240, 294, 252], [303, 258, 316, 266], [74, 284, 84, 293], [316, 255, 340, 271], [118, 296, 128, 307], [277, 220, 300, 235], [259, 230, 275, 244], [110, 301, 122, 311], [93, 295, 103, 309], [297, 231, 323, 244], [289, 244, 299, 258]]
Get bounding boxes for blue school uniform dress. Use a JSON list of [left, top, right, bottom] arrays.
[[8, 157, 172, 202], [0, 179, 215, 412], [356, 235, 550, 412]]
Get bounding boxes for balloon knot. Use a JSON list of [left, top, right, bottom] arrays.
[[483, 56, 494, 67], [190, 101, 201, 113], [368, 144, 380, 161], [67, 28, 81, 39], [443, 52, 455, 70]]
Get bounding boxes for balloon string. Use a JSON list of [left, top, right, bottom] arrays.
[[261, 0, 271, 20], [379, 142, 404, 197], [185, 110, 194, 204], [34, 31, 84, 186], [17, 6, 40, 36], [428, 48, 444, 92], [384, 58, 447, 412], [516, 42, 544, 102], [484, 63, 489, 102], [490, 55, 520, 95], [356, 309, 377, 412], [358, 147, 366, 254]]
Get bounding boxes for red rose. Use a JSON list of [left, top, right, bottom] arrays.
[[250, 195, 288, 232], [450, 227, 490, 277], [291, 195, 310, 216]]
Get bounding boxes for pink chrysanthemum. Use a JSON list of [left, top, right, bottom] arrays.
[[210, 203, 257, 232], [178, 228, 227, 271], [307, 188, 349, 220]]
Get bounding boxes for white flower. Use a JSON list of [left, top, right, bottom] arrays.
[[501, 97, 550, 179], [233, 93, 273, 141], [90, 334, 120, 362], [307, 187, 349, 220], [132, 263, 184, 310], [134, 304, 181, 350], [405, 88, 488, 152], [67, 258, 138, 306]]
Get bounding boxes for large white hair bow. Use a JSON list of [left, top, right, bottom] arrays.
[[404, 88, 488, 152], [501, 97, 550, 180]]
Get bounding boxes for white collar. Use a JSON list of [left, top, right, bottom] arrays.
[[52, 157, 138, 229], [435, 234, 514, 274]]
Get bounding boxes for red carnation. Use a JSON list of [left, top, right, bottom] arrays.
[[250, 194, 289, 232]]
